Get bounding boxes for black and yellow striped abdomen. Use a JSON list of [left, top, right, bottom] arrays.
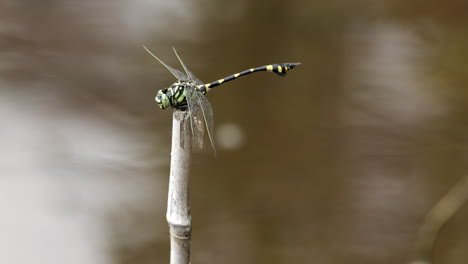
[[197, 62, 300, 94]]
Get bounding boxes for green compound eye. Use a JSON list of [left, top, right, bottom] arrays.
[[155, 90, 170, 109]]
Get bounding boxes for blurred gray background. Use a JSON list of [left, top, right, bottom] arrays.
[[1, 0, 468, 263]]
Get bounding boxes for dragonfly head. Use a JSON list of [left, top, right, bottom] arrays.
[[155, 89, 170, 109]]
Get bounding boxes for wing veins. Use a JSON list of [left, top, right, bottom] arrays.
[[143, 46, 188, 80], [172, 47, 204, 85], [196, 91, 216, 155]]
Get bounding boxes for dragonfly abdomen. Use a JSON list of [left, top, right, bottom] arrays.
[[199, 62, 300, 93]]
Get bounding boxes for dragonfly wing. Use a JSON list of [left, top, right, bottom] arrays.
[[172, 47, 204, 85], [143, 46, 188, 81], [164, 65, 188, 81], [189, 72, 204, 86], [185, 85, 205, 149], [196, 91, 216, 155]]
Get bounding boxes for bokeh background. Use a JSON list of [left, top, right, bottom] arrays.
[[2, 0, 468, 263]]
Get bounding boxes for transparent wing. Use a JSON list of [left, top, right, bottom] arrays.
[[185, 85, 205, 149], [143, 46, 188, 81], [195, 91, 216, 155], [172, 47, 204, 85], [189, 72, 204, 86]]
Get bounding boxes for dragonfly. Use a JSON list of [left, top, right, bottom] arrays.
[[144, 46, 300, 155]]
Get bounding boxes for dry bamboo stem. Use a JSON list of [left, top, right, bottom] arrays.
[[167, 110, 192, 264], [411, 175, 468, 264]]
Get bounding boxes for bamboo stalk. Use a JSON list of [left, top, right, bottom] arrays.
[[411, 175, 468, 264], [167, 109, 192, 264]]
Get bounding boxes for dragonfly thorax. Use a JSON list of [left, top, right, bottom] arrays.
[[155, 81, 198, 109]]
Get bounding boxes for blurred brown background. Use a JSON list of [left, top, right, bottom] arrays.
[[1, 0, 468, 263]]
